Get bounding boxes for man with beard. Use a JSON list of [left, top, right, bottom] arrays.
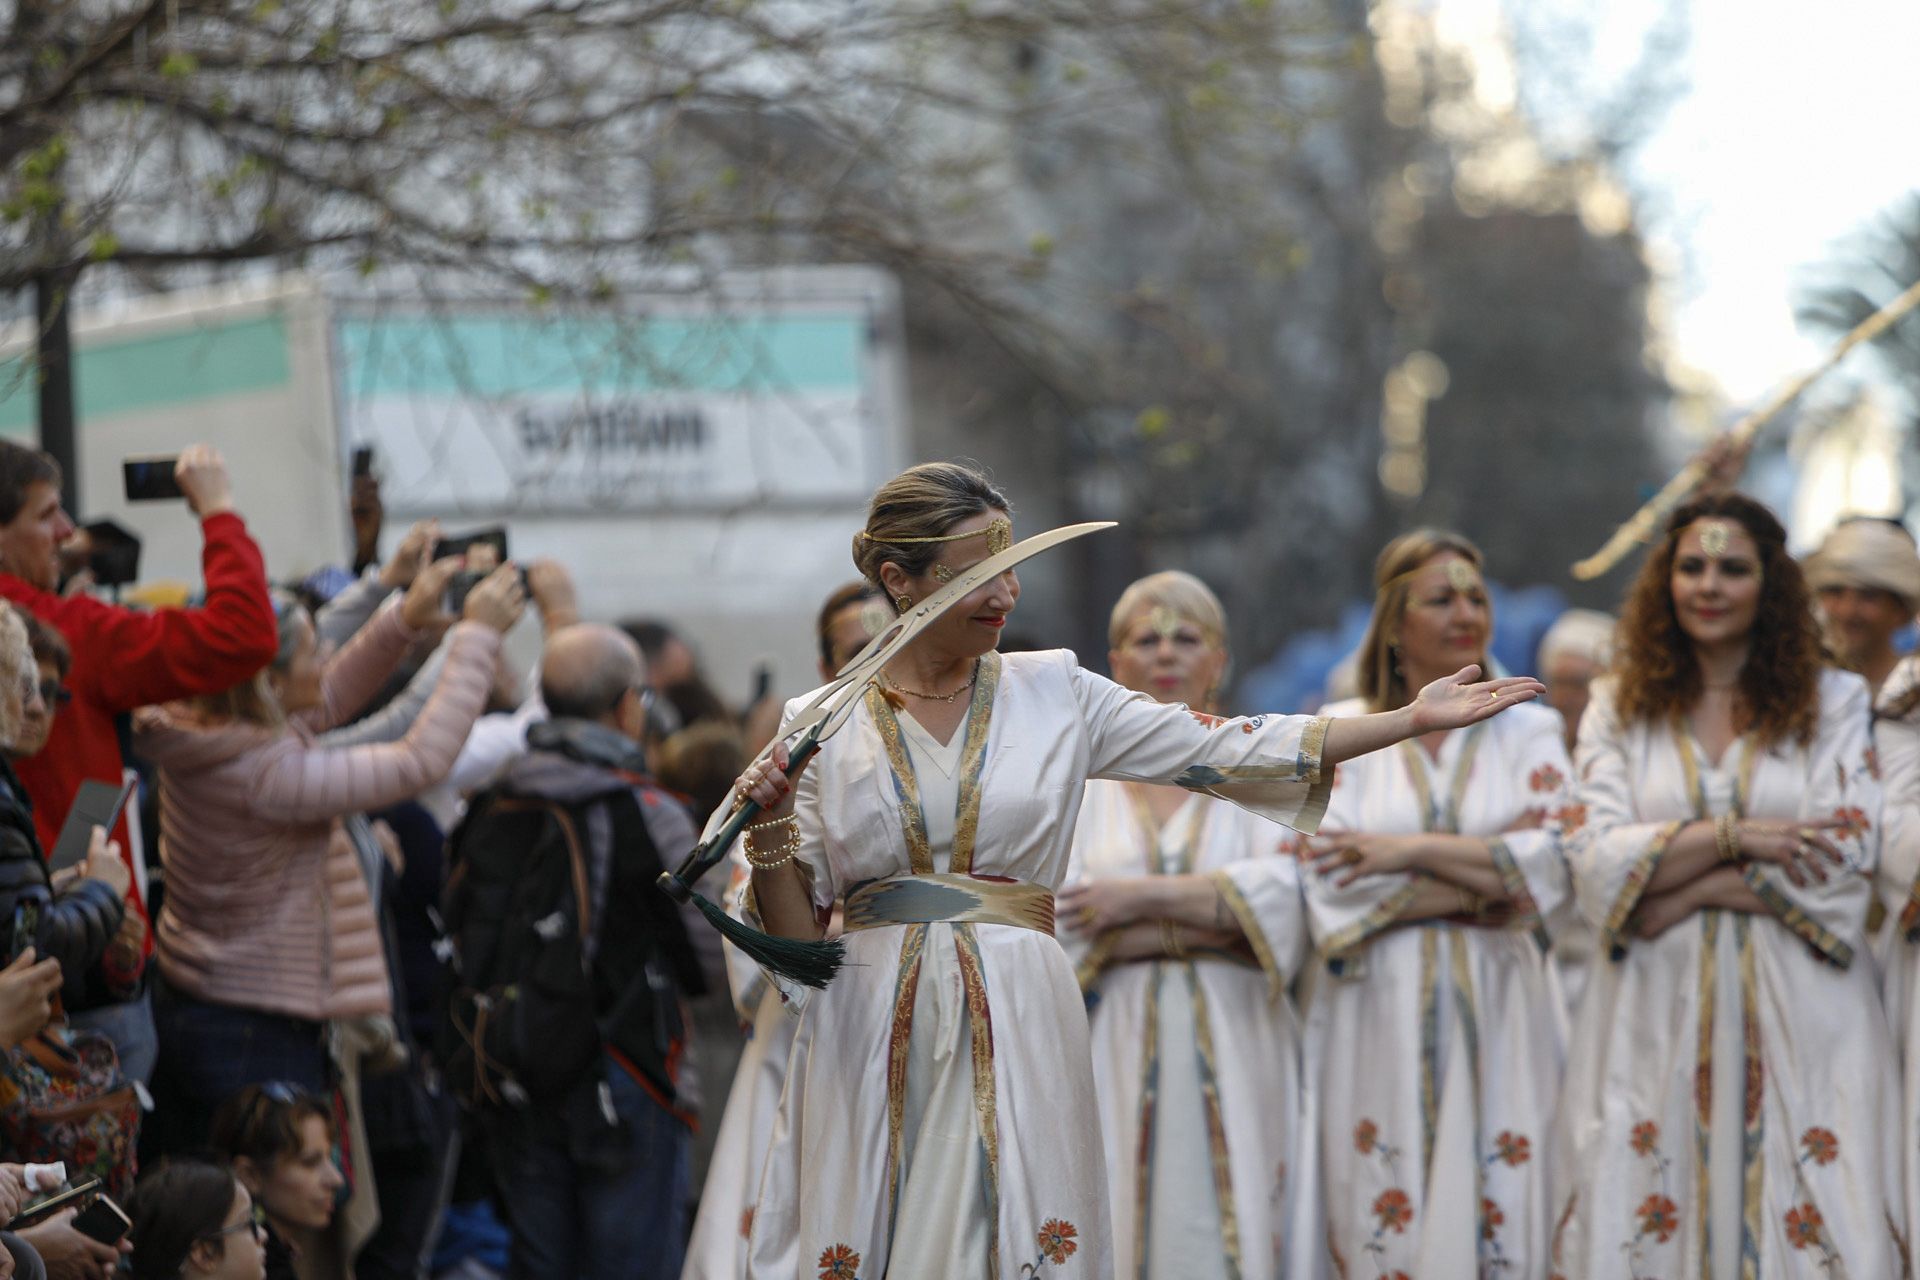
[[1804, 516, 1920, 700]]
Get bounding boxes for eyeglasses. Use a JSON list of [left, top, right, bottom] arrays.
[[36, 680, 68, 706], [203, 1203, 268, 1241]]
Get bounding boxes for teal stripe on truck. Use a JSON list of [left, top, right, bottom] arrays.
[[0, 314, 292, 436]]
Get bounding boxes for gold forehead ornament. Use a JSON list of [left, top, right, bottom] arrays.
[[863, 516, 1014, 558], [1698, 520, 1734, 559], [1144, 605, 1212, 643], [1445, 560, 1481, 593]]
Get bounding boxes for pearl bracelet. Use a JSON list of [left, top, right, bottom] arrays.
[[743, 813, 802, 871]]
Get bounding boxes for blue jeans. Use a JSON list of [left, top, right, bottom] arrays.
[[488, 1057, 689, 1280], [145, 973, 329, 1160], [68, 993, 158, 1085]]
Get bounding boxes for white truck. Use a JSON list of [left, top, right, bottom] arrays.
[[0, 266, 911, 702]]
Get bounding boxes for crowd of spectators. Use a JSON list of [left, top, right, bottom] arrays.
[[0, 437, 775, 1280]]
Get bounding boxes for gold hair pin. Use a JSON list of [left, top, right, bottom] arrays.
[[1698, 520, 1733, 559]]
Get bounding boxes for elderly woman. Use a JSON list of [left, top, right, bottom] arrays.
[[1552, 493, 1900, 1277], [0, 600, 127, 1007], [139, 561, 524, 1150], [718, 462, 1542, 1280], [1299, 530, 1574, 1277], [1061, 571, 1311, 1280]]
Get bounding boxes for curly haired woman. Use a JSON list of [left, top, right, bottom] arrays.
[[1550, 493, 1902, 1278]]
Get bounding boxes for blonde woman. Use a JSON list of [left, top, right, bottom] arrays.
[[721, 463, 1541, 1280], [1061, 572, 1310, 1280], [1300, 529, 1574, 1277], [0, 600, 128, 1011]]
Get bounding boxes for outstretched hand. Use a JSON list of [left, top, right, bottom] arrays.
[[1407, 665, 1544, 735]]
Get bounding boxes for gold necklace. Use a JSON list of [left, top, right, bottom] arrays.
[[882, 659, 979, 703]]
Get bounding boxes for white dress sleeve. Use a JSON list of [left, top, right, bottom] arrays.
[[1567, 678, 1687, 958], [1738, 672, 1879, 969], [1214, 848, 1309, 997], [1488, 710, 1578, 944], [1071, 662, 1333, 833], [1874, 660, 1920, 933]]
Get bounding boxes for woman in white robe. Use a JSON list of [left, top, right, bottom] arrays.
[[716, 462, 1544, 1280], [1552, 493, 1901, 1278], [1297, 529, 1574, 1279], [1060, 572, 1310, 1280], [1869, 656, 1920, 1251], [683, 584, 892, 1280]]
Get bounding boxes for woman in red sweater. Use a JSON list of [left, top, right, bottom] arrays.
[[135, 557, 524, 1152]]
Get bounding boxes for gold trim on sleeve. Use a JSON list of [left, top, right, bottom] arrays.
[[1214, 870, 1286, 999]]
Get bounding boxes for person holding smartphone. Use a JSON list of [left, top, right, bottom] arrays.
[[0, 440, 279, 1086], [135, 565, 523, 1158]]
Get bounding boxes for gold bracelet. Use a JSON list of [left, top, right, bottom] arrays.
[[1159, 918, 1187, 960], [1454, 886, 1479, 917], [743, 813, 801, 871], [1715, 813, 1740, 864]]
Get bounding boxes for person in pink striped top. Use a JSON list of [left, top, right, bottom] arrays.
[[134, 556, 525, 1156]]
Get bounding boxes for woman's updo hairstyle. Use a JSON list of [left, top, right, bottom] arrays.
[[852, 462, 1013, 601]]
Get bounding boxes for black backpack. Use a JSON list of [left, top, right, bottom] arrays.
[[438, 794, 613, 1110]]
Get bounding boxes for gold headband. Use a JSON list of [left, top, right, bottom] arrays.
[[1378, 557, 1486, 600], [860, 516, 1013, 557]]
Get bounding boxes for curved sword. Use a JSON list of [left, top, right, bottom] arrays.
[[659, 519, 1116, 900]]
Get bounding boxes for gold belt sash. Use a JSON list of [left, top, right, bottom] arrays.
[[843, 874, 1056, 937]]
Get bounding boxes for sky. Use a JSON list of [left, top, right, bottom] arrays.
[[1613, 0, 1920, 405]]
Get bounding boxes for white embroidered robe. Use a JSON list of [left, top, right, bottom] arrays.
[[683, 851, 801, 1280], [1552, 670, 1901, 1278], [1300, 698, 1574, 1280], [1871, 656, 1920, 1254], [1066, 782, 1309, 1280], [717, 649, 1335, 1280]]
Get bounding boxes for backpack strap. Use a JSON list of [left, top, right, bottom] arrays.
[[487, 798, 594, 955]]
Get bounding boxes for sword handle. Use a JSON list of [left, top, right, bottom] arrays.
[[657, 726, 825, 902]]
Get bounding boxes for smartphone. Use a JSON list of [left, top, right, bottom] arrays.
[[10, 900, 39, 964], [122, 456, 184, 502], [435, 528, 511, 614], [48, 778, 138, 875], [750, 663, 774, 704], [432, 526, 509, 565], [351, 445, 375, 478], [4, 1178, 101, 1231], [71, 1194, 131, 1246]]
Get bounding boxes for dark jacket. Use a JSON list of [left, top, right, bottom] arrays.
[[0, 756, 124, 1006], [463, 719, 705, 1111]]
